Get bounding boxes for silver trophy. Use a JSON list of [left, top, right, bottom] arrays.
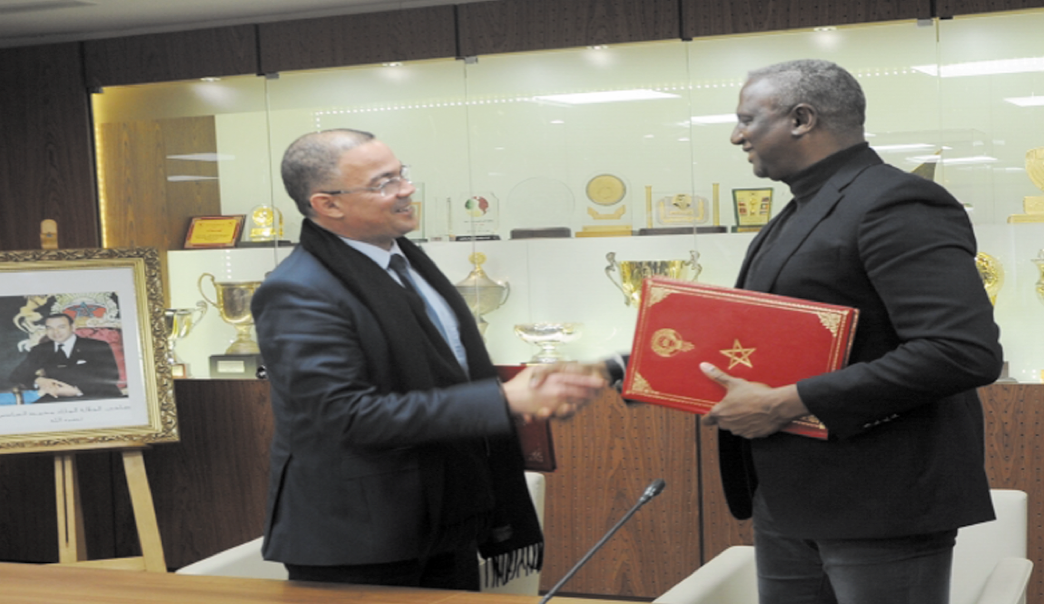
[[454, 252, 510, 337], [514, 322, 583, 364], [164, 301, 207, 378]]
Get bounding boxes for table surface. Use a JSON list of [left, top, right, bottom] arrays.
[[0, 562, 635, 604]]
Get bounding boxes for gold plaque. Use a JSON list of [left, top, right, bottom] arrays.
[[732, 188, 773, 232], [586, 174, 626, 206], [184, 215, 245, 249]]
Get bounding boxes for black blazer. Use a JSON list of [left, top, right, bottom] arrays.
[[719, 145, 1002, 539], [9, 336, 122, 399], [252, 246, 516, 566]]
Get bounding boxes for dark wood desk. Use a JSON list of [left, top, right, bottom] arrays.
[[0, 562, 635, 604]]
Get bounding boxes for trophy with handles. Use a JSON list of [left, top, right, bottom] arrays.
[[164, 301, 207, 378], [454, 252, 510, 338], [605, 250, 702, 307], [514, 322, 583, 364], [198, 273, 264, 378]]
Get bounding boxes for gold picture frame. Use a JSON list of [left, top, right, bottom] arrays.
[[0, 247, 177, 454]]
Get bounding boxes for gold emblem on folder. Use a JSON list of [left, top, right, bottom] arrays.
[[651, 328, 695, 357], [719, 339, 756, 370]]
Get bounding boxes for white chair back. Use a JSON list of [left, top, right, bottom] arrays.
[[951, 489, 1028, 604], [176, 537, 287, 579], [652, 489, 1032, 604]]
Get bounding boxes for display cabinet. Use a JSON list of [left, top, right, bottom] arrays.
[[92, 9, 1044, 381]]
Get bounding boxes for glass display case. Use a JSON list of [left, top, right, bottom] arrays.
[[91, 9, 1044, 380]]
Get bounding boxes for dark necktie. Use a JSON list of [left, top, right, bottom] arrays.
[[388, 255, 450, 344]]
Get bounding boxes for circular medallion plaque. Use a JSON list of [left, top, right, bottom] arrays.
[[586, 174, 626, 206]]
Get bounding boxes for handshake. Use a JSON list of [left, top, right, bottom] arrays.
[[502, 362, 610, 423]]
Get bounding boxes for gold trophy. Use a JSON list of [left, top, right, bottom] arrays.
[[514, 323, 583, 364], [248, 205, 284, 242], [199, 273, 264, 378], [605, 250, 702, 306], [454, 252, 510, 337], [1008, 148, 1044, 223], [975, 252, 1004, 306], [164, 301, 207, 378]]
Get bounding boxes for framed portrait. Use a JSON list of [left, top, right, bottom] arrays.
[[0, 247, 177, 454]]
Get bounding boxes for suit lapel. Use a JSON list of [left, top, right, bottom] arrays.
[[739, 148, 882, 292]]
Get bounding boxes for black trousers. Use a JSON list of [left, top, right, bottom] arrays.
[[285, 545, 480, 591]]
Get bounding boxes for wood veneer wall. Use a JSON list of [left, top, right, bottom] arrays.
[[542, 391, 701, 598], [0, 43, 98, 252], [95, 115, 221, 304], [981, 384, 1044, 604], [680, 0, 928, 38]]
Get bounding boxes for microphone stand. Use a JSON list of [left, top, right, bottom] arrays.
[[538, 479, 666, 604]]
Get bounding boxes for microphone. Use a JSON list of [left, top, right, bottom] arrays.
[[539, 479, 667, 604], [639, 478, 666, 504]]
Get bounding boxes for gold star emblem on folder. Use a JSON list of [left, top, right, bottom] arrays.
[[719, 339, 756, 370]]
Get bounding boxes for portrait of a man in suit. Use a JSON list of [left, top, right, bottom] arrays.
[[7, 313, 124, 400]]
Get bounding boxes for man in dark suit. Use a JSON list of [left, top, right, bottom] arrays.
[[251, 128, 605, 590], [8, 313, 123, 400], [694, 60, 1003, 603]]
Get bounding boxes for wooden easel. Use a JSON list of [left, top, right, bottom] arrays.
[[54, 447, 166, 572]]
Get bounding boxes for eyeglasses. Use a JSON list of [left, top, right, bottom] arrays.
[[318, 165, 412, 199]]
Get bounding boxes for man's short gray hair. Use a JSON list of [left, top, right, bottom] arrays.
[[281, 128, 375, 216], [748, 59, 866, 134]]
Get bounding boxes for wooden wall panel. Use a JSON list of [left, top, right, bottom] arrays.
[[938, 0, 1044, 17], [160, 119, 222, 252], [98, 116, 220, 252], [259, 6, 457, 75], [0, 43, 99, 252], [681, 0, 930, 39], [0, 450, 141, 564], [981, 384, 1044, 604], [83, 25, 257, 89], [0, 454, 57, 563], [542, 391, 700, 599], [116, 379, 275, 569], [458, 0, 679, 57]]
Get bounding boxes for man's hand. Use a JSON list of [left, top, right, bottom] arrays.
[[34, 377, 83, 398], [502, 362, 608, 422], [700, 362, 808, 439]]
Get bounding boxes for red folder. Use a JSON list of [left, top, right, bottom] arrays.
[[622, 278, 859, 439], [497, 365, 556, 471]]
